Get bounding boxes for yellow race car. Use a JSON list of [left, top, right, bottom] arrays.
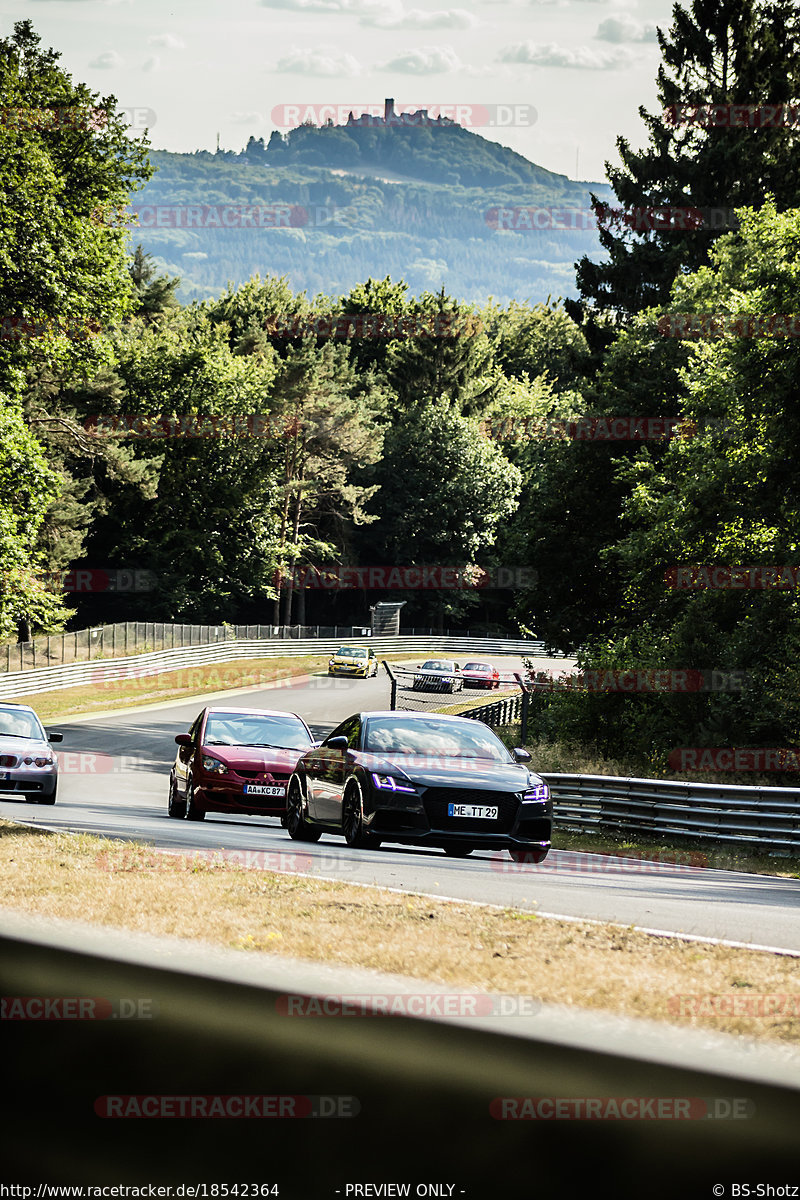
[[327, 645, 378, 678]]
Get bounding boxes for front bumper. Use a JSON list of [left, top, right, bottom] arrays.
[[0, 769, 58, 798], [329, 664, 368, 677], [412, 676, 457, 691], [195, 778, 289, 815], [364, 786, 551, 851]]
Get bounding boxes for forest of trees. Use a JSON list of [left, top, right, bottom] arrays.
[[4, 0, 800, 778], [130, 147, 612, 307]]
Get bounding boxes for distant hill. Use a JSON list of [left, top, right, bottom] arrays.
[[132, 118, 614, 305]]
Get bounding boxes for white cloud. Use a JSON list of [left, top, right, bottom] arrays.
[[274, 47, 363, 75], [380, 44, 463, 73], [365, 8, 478, 28], [260, 0, 476, 24], [142, 56, 161, 72], [88, 50, 123, 68], [148, 34, 186, 49], [596, 14, 658, 43], [498, 40, 636, 68], [231, 111, 265, 124], [260, 0, 400, 12], [261, 0, 344, 9]]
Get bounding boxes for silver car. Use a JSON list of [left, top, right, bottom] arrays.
[[0, 703, 62, 805], [412, 659, 463, 694]]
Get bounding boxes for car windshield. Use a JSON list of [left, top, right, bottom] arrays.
[[0, 707, 44, 740], [336, 647, 366, 658], [363, 716, 512, 762], [420, 660, 455, 671], [464, 663, 491, 672], [204, 713, 313, 750]]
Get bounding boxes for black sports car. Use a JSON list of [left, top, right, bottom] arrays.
[[284, 710, 551, 860]]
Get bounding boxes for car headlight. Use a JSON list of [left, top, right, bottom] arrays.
[[522, 783, 549, 801], [202, 755, 228, 775], [22, 753, 55, 768], [371, 773, 418, 794]]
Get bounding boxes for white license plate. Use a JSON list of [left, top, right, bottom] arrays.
[[244, 785, 285, 796], [448, 803, 498, 819]]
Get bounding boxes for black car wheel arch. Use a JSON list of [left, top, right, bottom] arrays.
[[286, 776, 322, 842], [342, 780, 381, 850]]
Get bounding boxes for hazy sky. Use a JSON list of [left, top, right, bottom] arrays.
[[7, 0, 677, 179]]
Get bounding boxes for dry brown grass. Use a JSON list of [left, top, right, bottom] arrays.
[[2, 818, 799, 1046], [14, 654, 410, 723]]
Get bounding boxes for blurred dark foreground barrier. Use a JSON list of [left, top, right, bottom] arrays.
[[2, 911, 800, 1197]]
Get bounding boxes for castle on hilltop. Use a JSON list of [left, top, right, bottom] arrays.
[[346, 98, 455, 128]]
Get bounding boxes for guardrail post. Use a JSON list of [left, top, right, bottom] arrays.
[[382, 661, 397, 710], [514, 672, 530, 744]]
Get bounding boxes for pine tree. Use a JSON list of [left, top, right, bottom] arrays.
[[385, 286, 499, 414], [574, 0, 800, 316], [129, 246, 181, 318]]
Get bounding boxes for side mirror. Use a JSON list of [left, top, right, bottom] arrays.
[[326, 735, 349, 751], [175, 733, 193, 747], [513, 747, 531, 762], [46, 731, 63, 743]]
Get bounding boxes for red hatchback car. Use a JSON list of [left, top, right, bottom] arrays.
[[460, 661, 501, 689], [168, 706, 316, 822]]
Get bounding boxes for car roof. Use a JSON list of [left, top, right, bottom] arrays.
[[0, 702, 37, 712], [204, 707, 306, 719], [358, 710, 481, 724]]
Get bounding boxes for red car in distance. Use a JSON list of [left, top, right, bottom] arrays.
[[168, 706, 315, 822], [461, 661, 501, 689]]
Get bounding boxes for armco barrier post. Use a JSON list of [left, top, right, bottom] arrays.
[[514, 672, 530, 744], [383, 661, 397, 709]]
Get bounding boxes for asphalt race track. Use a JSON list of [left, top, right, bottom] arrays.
[[3, 664, 800, 952]]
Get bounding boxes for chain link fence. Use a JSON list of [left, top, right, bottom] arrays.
[[384, 660, 529, 743], [1, 623, 497, 674]]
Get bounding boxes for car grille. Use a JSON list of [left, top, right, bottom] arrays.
[[422, 788, 519, 833], [0, 754, 17, 768], [415, 676, 452, 690], [232, 770, 292, 781]]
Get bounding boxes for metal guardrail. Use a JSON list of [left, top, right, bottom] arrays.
[[4, 621, 568, 674], [542, 773, 800, 855], [0, 635, 553, 701], [414, 684, 800, 856]]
